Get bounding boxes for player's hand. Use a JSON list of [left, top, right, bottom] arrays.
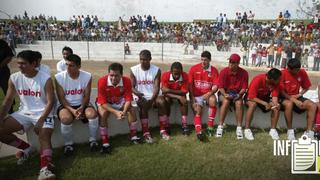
[[75, 106, 84, 119], [270, 102, 280, 111], [115, 111, 124, 120], [203, 92, 212, 102], [294, 100, 304, 109], [178, 96, 187, 105], [292, 94, 301, 99], [264, 102, 271, 110]]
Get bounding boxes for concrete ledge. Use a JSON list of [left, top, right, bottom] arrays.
[[1, 89, 318, 157]]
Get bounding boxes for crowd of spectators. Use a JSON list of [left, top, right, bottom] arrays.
[[2, 10, 320, 70]]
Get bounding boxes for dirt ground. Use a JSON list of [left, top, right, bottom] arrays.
[[7, 59, 320, 89]]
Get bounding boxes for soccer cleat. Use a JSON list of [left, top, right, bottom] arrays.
[[63, 145, 74, 156], [182, 127, 190, 136], [236, 126, 243, 140], [130, 136, 142, 144], [215, 125, 223, 138], [303, 130, 315, 140], [197, 132, 206, 141], [100, 144, 112, 154], [206, 127, 214, 137], [160, 131, 170, 141], [38, 167, 55, 180], [16, 147, 34, 165], [244, 129, 254, 140], [287, 129, 296, 140], [269, 129, 279, 140], [143, 133, 154, 144], [89, 141, 99, 152]]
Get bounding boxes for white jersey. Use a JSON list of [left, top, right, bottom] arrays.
[[131, 64, 159, 100], [55, 70, 91, 106], [36, 64, 51, 75], [10, 71, 51, 115], [56, 59, 66, 73]]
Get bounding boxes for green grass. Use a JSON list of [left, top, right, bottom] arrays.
[[0, 125, 317, 180]]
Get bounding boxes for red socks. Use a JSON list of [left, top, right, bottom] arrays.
[[128, 121, 138, 137], [100, 127, 109, 145], [141, 118, 150, 135], [9, 137, 30, 150], [208, 106, 217, 127], [40, 149, 52, 169], [194, 115, 202, 134]]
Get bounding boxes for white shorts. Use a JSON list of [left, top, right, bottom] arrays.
[[110, 98, 125, 110], [194, 96, 206, 107], [10, 111, 55, 132]]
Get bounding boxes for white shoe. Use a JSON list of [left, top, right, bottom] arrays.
[[269, 129, 279, 140], [244, 129, 254, 140], [160, 130, 170, 141], [303, 130, 315, 140], [236, 126, 243, 139], [215, 125, 223, 137], [38, 167, 55, 180], [16, 147, 34, 165], [287, 129, 296, 140]]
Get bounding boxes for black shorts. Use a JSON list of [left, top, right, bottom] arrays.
[[245, 96, 272, 113], [57, 104, 94, 123], [280, 96, 308, 114]]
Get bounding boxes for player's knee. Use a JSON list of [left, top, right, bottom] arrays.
[[85, 108, 97, 119], [156, 96, 167, 107]]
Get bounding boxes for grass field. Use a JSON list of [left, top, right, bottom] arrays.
[[0, 125, 317, 180], [1, 60, 320, 179]]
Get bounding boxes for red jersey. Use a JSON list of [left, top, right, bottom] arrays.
[[161, 71, 189, 93], [280, 69, 311, 96], [189, 63, 219, 96], [218, 67, 248, 93], [247, 74, 280, 99], [96, 75, 132, 105]]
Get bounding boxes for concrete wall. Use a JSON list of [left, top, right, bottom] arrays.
[[1, 89, 318, 157], [16, 41, 316, 67]]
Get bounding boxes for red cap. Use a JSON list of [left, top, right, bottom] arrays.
[[229, 53, 241, 63]]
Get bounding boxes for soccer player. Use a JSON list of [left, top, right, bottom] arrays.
[[0, 50, 55, 179], [280, 58, 316, 140], [244, 68, 282, 140], [55, 54, 99, 155], [97, 63, 141, 154], [34, 51, 51, 75], [161, 62, 189, 135], [189, 51, 219, 141], [315, 83, 320, 140], [56, 46, 73, 73], [216, 53, 248, 139], [130, 50, 170, 142]]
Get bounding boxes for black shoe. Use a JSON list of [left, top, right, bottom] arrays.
[[100, 144, 112, 154], [89, 141, 99, 152], [130, 136, 142, 144], [182, 127, 190, 136], [315, 132, 320, 140], [64, 145, 74, 156], [197, 132, 206, 142]]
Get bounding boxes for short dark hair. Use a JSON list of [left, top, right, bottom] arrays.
[[108, 62, 123, 75], [139, 49, 151, 60], [171, 62, 183, 72], [33, 51, 42, 60], [0, 39, 14, 61], [66, 54, 81, 66], [287, 58, 301, 69], [201, 51, 211, 60], [267, 68, 282, 81], [62, 46, 73, 54], [17, 50, 37, 64]]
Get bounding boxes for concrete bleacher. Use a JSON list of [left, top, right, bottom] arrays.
[[1, 89, 318, 157]]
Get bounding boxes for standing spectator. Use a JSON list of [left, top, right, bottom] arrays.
[[256, 44, 263, 67], [248, 10, 255, 24], [313, 14, 319, 28], [275, 43, 283, 67], [301, 48, 309, 70], [56, 46, 73, 73], [251, 43, 257, 66], [283, 10, 291, 25], [313, 46, 320, 71], [241, 46, 249, 66], [267, 43, 275, 67]]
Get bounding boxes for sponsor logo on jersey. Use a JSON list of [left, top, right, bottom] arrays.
[[65, 88, 84, 95], [17, 89, 41, 97]]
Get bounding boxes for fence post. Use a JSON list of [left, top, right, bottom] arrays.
[[50, 32, 54, 60], [87, 40, 90, 60], [161, 39, 164, 62], [123, 38, 125, 61]]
